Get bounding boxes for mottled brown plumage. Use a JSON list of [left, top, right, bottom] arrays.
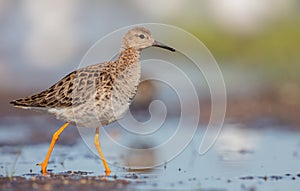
[[10, 27, 175, 128], [11, 47, 139, 111], [10, 27, 175, 175], [11, 47, 142, 127]]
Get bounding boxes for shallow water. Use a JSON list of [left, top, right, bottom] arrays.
[[0, 117, 300, 190]]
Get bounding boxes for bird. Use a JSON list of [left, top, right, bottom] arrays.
[[10, 27, 175, 176]]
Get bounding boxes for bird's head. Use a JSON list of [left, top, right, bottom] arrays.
[[122, 27, 175, 52]]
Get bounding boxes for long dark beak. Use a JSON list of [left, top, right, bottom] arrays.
[[152, 40, 175, 52]]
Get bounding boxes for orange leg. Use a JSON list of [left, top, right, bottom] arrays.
[[37, 122, 70, 174], [94, 127, 111, 176]]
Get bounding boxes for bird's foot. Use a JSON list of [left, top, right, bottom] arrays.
[[37, 162, 48, 175]]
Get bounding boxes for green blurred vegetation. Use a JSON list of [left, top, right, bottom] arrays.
[[188, 15, 300, 83]]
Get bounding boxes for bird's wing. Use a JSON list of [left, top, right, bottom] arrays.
[[10, 63, 109, 109], [10, 71, 77, 109]]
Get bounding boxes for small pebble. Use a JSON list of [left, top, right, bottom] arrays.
[[240, 176, 254, 180], [263, 176, 268, 181], [270, 175, 282, 180], [132, 173, 138, 179]]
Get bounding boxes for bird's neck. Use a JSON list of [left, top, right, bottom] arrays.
[[117, 47, 141, 71]]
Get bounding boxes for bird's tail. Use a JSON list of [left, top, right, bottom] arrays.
[[10, 91, 48, 109], [10, 98, 31, 108]]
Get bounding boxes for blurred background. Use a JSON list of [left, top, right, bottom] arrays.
[[0, 0, 299, 127], [0, 1, 300, 188]]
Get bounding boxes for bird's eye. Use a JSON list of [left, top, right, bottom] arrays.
[[139, 34, 145, 39]]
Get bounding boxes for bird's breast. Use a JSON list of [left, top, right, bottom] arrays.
[[93, 61, 141, 125], [113, 61, 141, 107]]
